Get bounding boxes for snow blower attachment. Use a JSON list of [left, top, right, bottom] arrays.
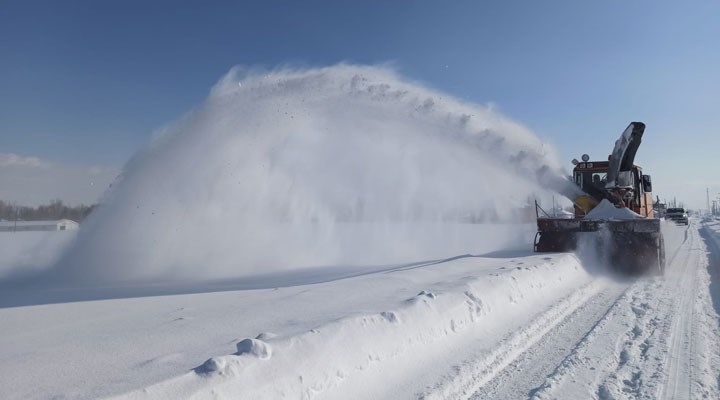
[[534, 122, 665, 274]]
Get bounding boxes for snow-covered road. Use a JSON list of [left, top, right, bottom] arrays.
[[2, 221, 719, 399], [456, 220, 720, 400]]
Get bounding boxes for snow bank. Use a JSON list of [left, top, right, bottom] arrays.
[[111, 254, 593, 400], [45, 64, 571, 285]]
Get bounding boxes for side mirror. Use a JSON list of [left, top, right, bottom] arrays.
[[642, 174, 652, 193]]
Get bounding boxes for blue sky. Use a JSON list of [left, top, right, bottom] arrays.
[[1, 0, 719, 207]]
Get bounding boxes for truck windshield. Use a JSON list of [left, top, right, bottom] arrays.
[[575, 172, 607, 192]]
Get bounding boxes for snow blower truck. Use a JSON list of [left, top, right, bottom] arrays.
[[534, 122, 666, 274]]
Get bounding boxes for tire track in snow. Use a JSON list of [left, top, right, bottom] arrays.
[[525, 277, 659, 400], [696, 223, 720, 399], [657, 222, 699, 400], [467, 279, 630, 400], [596, 279, 666, 399], [527, 222, 714, 400], [419, 278, 612, 400], [464, 224, 694, 400], [593, 223, 697, 400]]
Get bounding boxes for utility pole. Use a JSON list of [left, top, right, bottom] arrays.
[[708, 188, 711, 214]]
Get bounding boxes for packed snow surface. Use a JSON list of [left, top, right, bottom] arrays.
[[0, 251, 594, 399], [2, 221, 719, 400], [585, 199, 643, 220]]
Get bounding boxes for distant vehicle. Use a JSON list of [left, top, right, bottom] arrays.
[[665, 208, 688, 225]]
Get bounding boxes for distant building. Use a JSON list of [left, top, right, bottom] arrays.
[[0, 219, 79, 232]]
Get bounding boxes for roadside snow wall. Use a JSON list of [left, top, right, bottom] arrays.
[[112, 254, 595, 400]]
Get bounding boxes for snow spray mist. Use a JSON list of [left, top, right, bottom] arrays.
[[54, 64, 572, 284]]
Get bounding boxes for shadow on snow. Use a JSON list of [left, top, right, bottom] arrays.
[[0, 248, 538, 309]]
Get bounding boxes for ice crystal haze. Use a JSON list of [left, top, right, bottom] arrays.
[[56, 65, 575, 284]]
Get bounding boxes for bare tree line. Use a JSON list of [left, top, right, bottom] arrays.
[[0, 199, 95, 223]]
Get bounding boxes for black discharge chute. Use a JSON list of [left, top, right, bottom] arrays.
[[605, 122, 644, 189]]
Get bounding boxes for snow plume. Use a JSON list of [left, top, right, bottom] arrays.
[[574, 228, 615, 274], [51, 64, 570, 285]]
